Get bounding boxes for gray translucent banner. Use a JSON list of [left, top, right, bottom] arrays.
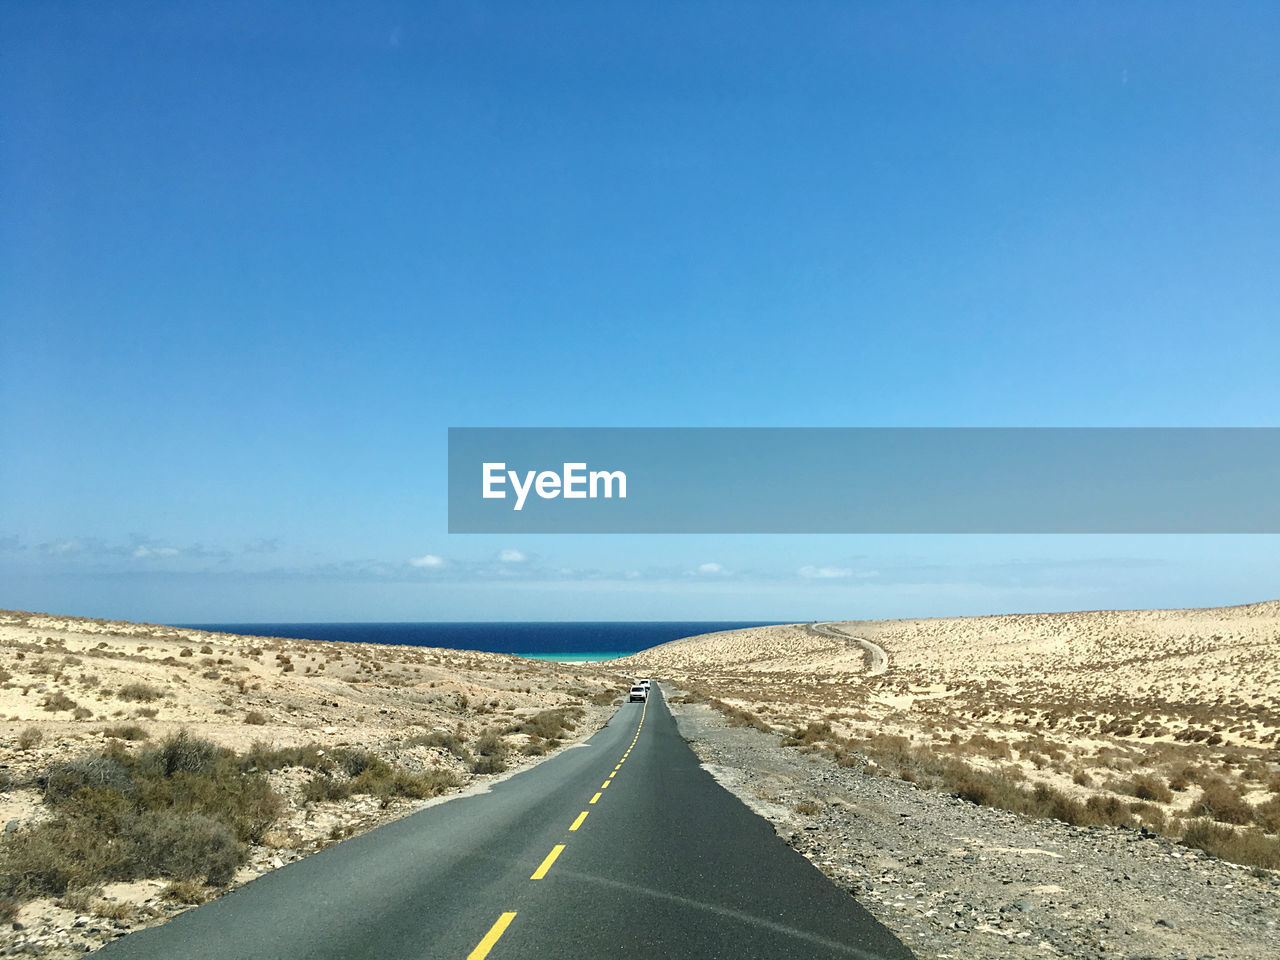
[[448, 428, 1280, 533]]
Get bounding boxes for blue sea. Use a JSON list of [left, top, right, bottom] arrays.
[[179, 621, 784, 661]]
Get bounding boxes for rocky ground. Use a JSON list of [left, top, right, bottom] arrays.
[[669, 696, 1280, 960]]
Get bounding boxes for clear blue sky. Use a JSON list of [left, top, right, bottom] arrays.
[[3, 2, 1278, 622]]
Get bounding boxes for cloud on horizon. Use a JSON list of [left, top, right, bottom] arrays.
[[797, 565, 854, 579]]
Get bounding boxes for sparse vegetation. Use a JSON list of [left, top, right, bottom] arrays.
[[1191, 779, 1254, 825], [40, 690, 78, 713], [0, 731, 279, 899], [117, 682, 164, 703], [101, 724, 149, 741], [17, 726, 43, 751], [1181, 819, 1280, 870], [300, 747, 460, 806]]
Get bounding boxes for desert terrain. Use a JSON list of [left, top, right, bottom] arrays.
[[0, 610, 621, 957], [619, 601, 1280, 958]]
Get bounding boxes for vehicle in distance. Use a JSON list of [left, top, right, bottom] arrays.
[[628, 685, 648, 702], [639, 678, 652, 689]]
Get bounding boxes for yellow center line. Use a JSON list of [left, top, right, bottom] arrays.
[[569, 811, 589, 831], [530, 845, 565, 880], [589, 791, 602, 804], [607, 771, 616, 779], [601, 779, 610, 789], [467, 912, 517, 960]]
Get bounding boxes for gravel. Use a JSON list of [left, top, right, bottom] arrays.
[[669, 698, 1280, 960]]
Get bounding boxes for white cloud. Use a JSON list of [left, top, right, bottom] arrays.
[[696, 562, 726, 575], [408, 554, 445, 568], [133, 545, 179, 559], [499, 549, 526, 564], [798, 565, 854, 579]]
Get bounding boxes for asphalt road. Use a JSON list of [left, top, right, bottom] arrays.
[[99, 686, 916, 960]]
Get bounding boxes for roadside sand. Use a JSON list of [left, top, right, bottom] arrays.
[[618, 602, 1280, 841], [0, 610, 623, 957]]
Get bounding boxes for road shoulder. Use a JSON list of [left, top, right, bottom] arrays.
[[668, 697, 1280, 960]]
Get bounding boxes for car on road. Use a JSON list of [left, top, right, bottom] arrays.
[[628, 684, 648, 702], [639, 678, 652, 689]]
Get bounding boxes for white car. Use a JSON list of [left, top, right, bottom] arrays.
[[628, 685, 648, 702], [639, 678, 652, 689]]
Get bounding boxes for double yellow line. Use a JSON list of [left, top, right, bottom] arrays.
[[465, 697, 648, 959]]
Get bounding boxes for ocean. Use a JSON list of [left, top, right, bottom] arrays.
[[178, 621, 784, 661]]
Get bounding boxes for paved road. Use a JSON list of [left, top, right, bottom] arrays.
[[99, 687, 915, 960]]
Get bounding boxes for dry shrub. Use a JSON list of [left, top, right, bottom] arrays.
[[1253, 795, 1280, 833], [162, 879, 208, 904], [101, 724, 149, 741], [0, 731, 281, 900], [41, 691, 78, 713], [783, 721, 834, 748], [1181, 819, 1280, 870], [1129, 774, 1174, 804], [118, 683, 164, 703], [965, 733, 1012, 760], [243, 711, 268, 725], [1191, 779, 1254, 825], [795, 801, 822, 816], [406, 730, 470, 760], [17, 727, 43, 751], [508, 709, 581, 741], [709, 699, 773, 734], [302, 750, 459, 805], [59, 885, 102, 913], [93, 898, 134, 921], [130, 811, 242, 884]]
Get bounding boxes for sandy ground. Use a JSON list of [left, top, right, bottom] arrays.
[[617, 602, 1280, 958], [618, 601, 1280, 832], [0, 610, 625, 957]]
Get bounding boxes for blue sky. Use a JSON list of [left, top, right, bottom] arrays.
[[3, 2, 1278, 622]]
